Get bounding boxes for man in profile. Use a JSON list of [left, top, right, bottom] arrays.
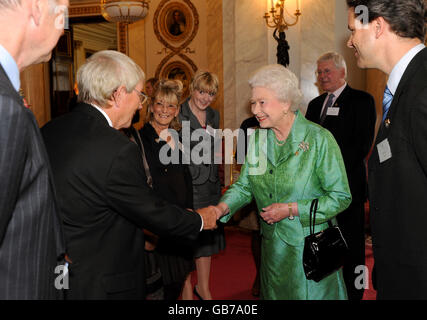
[[42, 50, 217, 299], [347, 0, 427, 299]]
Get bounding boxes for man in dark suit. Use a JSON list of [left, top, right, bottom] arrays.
[[347, 0, 427, 299], [0, 0, 69, 299], [42, 50, 217, 299], [306, 51, 376, 300]]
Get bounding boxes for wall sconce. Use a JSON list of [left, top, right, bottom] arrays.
[[101, 0, 149, 24], [264, 0, 301, 67]]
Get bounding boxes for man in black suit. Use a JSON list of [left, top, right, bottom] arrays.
[[306, 52, 376, 300], [0, 0, 68, 299], [347, 0, 427, 299], [42, 50, 217, 299]]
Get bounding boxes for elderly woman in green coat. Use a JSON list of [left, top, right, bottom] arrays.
[[215, 64, 352, 300]]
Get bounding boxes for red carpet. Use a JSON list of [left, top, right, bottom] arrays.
[[188, 226, 377, 300]]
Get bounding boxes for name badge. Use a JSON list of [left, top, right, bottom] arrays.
[[326, 107, 340, 116], [377, 139, 392, 163]]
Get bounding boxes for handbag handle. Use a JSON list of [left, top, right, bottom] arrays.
[[309, 199, 319, 235], [309, 198, 333, 235]]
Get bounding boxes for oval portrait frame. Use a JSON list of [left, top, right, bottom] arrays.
[[160, 61, 193, 101], [159, 1, 193, 43]]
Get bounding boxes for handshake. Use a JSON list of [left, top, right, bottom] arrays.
[[195, 202, 229, 230]]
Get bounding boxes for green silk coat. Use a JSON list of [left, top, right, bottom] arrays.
[[220, 111, 352, 300]]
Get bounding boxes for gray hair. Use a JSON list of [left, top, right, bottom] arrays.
[[248, 64, 303, 112], [77, 50, 145, 106], [317, 51, 347, 78]]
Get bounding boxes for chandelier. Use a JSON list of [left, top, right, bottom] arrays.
[[264, 0, 301, 67], [264, 0, 301, 32], [101, 0, 149, 24]]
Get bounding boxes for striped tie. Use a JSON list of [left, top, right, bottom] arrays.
[[382, 86, 393, 122], [319, 93, 335, 125]]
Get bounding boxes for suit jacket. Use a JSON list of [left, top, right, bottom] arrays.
[[0, 65, 65, 299], [41, 103, 202, 299], [179, 100, 221, 208], [306, 85, 376, 203], [368, 48, 427, 299]]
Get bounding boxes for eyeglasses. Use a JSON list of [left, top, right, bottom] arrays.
[[133, 89, 148, 105]]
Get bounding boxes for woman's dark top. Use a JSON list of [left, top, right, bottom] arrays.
[[139, 123, 195, 286]]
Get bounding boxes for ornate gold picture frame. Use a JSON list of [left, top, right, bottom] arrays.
[[160, 61, 193, 100], [159, 1, 193, 43]]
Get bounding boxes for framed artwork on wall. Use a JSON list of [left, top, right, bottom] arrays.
[[154, 0, 199, 48], [160, 61, 193, 100], [159, 1, 193, 43]]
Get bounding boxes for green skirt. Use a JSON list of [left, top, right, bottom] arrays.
[[260, 234, 348, 300]]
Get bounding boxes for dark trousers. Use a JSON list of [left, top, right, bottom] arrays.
[[336, 201, 366, 300]]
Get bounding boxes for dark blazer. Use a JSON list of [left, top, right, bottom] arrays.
[[0, 65, 65, 299], [140, 122, 193, 209], [41, 103, 202, 299], [368, 48, 427, 299], [179, 100, 221, 208], [306, 85, 376, 203]]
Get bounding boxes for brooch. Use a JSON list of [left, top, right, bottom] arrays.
[[295, 141, 310, 156]]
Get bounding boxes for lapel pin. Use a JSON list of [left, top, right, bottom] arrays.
[[385, 119, 391, 128]]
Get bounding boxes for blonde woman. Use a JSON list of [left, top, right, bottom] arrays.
[[179, 71, 225, 300], [140, 79, 196, 300]]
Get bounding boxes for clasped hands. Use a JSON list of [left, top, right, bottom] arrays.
[[196, 202, 295, 229], [195, 202, 229, 230], [260, 203, 294, 225]]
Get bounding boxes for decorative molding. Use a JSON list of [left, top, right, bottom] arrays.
[[69, 2, 126, 55], [69, 3, 101, 17], [118, 23, 128, 55], [153, 0, 199, 52], [177, 52, 197, 71], [157, 60, 193, 99], [153, 0, 199, 89]]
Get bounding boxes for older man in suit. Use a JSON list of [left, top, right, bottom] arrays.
[[41, 50, 217, 299], [347, 0, 427, 300], [0, 0, 69, 299], [305, 52, 376, 300]]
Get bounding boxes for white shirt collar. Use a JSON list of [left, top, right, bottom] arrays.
[[91, 103, 113, 127], [330, 82, 347, 99], [387, 43, 425, 95], [322, 82, 347, 111], [0, 44, 20, 91]]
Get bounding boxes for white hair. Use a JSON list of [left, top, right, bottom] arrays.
[[77, 50, 145, 106], [248, 64, 303, 112], [317, 51, 347, 78]]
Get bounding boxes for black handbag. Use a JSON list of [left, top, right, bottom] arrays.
[[303, 199, 349, 282]]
